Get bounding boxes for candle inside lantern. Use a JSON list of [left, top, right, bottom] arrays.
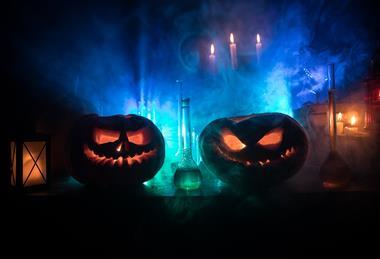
[[229, 33, 237, 70], [256, 33, 262, 65], [209, 43, 216, 72], [336, 112, 344, 135]]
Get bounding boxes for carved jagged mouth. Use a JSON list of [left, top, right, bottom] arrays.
[[215, 145, 296, 167], [83, 144, 157, 167]]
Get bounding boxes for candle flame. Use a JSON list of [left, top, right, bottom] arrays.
[[210, 43, 215, 55], [256, 33, 261, 43], [337, 112, 343, 121], [230, 33, 234, 44], [350, 115, 357, 126]]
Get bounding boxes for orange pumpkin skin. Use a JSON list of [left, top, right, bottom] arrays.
[[199, 113, 308, 190], [68, 114, 165, 186]]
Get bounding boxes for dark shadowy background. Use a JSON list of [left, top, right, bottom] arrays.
[[2, 0, 380, 178], [2, 0, 380, 257]]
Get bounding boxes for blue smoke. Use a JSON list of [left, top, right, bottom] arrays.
[[12, 0, 376, 141]]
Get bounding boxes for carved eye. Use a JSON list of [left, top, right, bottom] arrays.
[[94, 128, 120, 144], [221, 129, 246, 151], [257, 128, 283, 150], [127, 127, 151, 145]]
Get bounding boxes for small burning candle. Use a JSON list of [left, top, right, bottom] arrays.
[[336, 112, 344, 135], [350, 115, 357, 126], [345, 114, 359, 135], [229, 33, 237, 70], [209, 43, 216, 72], [256, 33, 262, 65]]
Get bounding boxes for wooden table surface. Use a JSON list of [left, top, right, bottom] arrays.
[[2, 174, 379, 258]]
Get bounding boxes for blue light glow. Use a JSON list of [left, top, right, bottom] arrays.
[[11, 1, 375, 183]]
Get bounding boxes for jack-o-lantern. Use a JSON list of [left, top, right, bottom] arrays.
[[199, 113, 308, 190], [68, 114, 165, 186]]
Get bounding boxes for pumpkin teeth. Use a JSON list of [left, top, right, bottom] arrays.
[[105, 158, 115, 167], [133, 157, 142, 164], [123, 157, 131, 166], [128, 157, 134, 166], [117, 157, 123, 167], [216, 144, 298, 167], [83, 144, 157, 169], [280, 146, 296, 159], [95, 157, 105, 165], [284, 147, 295, 157], [100, 158, 110, 165]]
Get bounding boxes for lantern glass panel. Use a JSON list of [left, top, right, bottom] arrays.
[[22, 141, 47, 187]]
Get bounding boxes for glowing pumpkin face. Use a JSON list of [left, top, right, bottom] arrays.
[[68, 114, 165, 186], [199, 113, 308, 190]]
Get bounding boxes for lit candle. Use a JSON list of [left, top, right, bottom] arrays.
[[209, 43, 216, 72], [350, 115, 357, 126], [256, 33, 262, 65], [229, 33, 237, 70], [345, 115, 358, 134], [336, 112, 344, 135]]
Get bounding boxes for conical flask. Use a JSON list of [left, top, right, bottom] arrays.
[[174, 98, 202, 190]]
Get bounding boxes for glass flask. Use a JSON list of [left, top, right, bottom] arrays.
[[174, 98, 202, 190], [320, 64, 351, 189]]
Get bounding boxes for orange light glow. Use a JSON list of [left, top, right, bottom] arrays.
[[337, 112, 343, 121], [127, 127, 151, 145], [257, 128, 283, 150], [22, 142, 47, 187], [350, 115, 357, 126], [84, 144, 157, 167], [230, 33, 234, 44], [210, 43, 215, 55], [94, 128, 120, 144], [221, 129, 246, 151], [116, 143, 122, 152], [323, 182, 342, 189], [256, 33, 261, 43]]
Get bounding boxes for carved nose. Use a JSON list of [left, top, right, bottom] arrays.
[[116, 143, 122, 152], [116, 141, 130, 152]]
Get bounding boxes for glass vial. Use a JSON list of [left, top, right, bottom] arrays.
[[174, 98, 202, 190]]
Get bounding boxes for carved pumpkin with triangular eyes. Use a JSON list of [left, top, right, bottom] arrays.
[[68, 114, 165, 186], [199, 113, 308, 190]]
